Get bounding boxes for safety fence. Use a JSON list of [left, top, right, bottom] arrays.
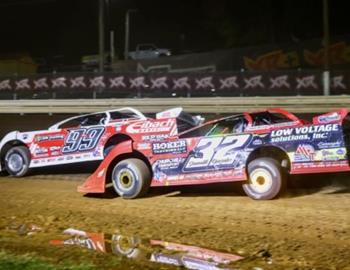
[[0, 70, 349, 100]]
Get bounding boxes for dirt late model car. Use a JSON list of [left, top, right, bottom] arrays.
[[79, 108, 350, 200], [0, 107, 203, 177]]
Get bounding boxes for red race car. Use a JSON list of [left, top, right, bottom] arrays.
[[79, 108, 350, 200], [0, 107, 203, 177]]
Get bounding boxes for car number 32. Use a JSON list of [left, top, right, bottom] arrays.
[[62, 127, 105, 154], [183, 134, 252, 172]]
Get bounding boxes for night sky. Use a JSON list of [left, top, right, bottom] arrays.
[[0, 0, 349, 66]]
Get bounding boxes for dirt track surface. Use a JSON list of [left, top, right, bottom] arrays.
[[0, 174, 349, 270]]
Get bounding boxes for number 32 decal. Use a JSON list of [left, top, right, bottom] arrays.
[[183, 134, 252, 172], [62, 127, 105, 154]]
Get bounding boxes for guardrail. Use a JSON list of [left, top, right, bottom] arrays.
[[1, 96, 349, 114]]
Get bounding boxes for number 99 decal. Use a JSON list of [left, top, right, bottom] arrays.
[[62, 127, 105, 154], [183, 134, 252, 172]]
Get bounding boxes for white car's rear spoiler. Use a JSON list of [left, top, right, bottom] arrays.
[[156, 107, 183, 119]]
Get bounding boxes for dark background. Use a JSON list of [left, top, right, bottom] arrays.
[[0, 0, 349, 67]]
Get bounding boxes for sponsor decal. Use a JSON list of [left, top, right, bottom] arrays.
[[293, 160, 349, 170], [154, 158, 185, 170], [332, 75, 346, 89], [152, 140, 187, 155], [337, 149, 345, 155], [115, 124, 123, 132], [296, 75, 318, 89], [195, 76, 214, 90], [126, 119, 176, 134], [184, 169, 241, 181], [271, 124, 339, 143], [36, 134, 65, 142], [136, 142, 151, 150], [0, 79, 12, 90], [150, 77, 168, 89], [219, 76, 239, 89], [317, 141, 342, 149], [142, 134, 169, 141], [244, 75, 264, 89], [93, 150, 101, 157], [129, 76, 148, 88], [320, 148, 347, 161], [89, 76, 105, 88], [252, 139, 263, 146], [35, 148, 48, 155], [270, 75, 290, 89], [318, 113, 341, 124], [173, 77, 191, 90], [110, 76, 126, 88], [294, 144, 315, 162]]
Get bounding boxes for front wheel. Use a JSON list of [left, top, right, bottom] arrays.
[[111, 158, 151, 199], [243, 158, 285, 200], [4, 146, 31, 177]]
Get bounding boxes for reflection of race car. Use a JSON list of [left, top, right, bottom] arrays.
[[0, 107, 203, 177], [50, 228, 243, 269], [79, 108, 350, 200]]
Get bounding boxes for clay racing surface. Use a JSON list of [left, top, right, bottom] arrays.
[[0, 172, 349, 270]]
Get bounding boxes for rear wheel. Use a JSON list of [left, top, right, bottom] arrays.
[[4, 146, 31, 177], [243, 157, 285, 200], [111, 158, 151, 199]]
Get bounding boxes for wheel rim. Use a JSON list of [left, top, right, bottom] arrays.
[[248, 168, 273, 194], [113, 168, 135, 193], [7, 153, 24, 173], [111, 235, 140, 258], [120, 171, 133, 189]]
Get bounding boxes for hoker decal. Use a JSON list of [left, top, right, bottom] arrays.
[[152, 140, 187, 155]]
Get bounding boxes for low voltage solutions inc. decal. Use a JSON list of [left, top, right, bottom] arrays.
[[270, 124, 340, 143]]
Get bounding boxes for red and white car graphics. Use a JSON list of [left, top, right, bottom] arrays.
[[78, 108, 350, 200], [50, 228, 243, 269], [0, 107, 201, 177]]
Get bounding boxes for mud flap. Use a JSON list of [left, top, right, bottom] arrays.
[[78, 140, 133, 194]]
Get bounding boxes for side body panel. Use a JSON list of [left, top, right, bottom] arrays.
[[0, 118, 178, 171], [270, 123, 350, 174], [138, 134, 254, 187], [135, 123, 350, 187]]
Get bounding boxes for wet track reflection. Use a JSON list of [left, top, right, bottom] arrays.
[[50, 228, 244, 270]]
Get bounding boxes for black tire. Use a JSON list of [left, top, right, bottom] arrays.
[[111, 158, 151, 199], [243, 157, 285, 200], [4, 146, 31, 177]]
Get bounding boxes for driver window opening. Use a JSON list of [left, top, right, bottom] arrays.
[[180, 117, 247, 139]]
